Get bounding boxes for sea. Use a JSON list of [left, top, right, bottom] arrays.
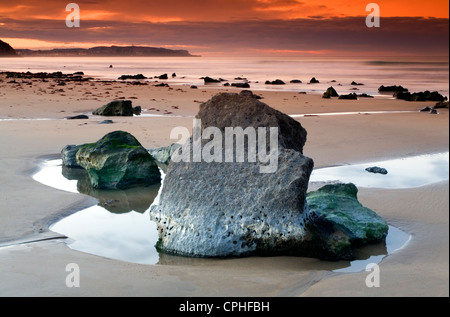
[[0, 55, 448, 97]]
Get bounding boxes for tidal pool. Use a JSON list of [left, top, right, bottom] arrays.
[[33, 152, 448, 270], [310, 152, 449, 189]]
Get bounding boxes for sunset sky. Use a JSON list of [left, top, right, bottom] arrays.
[[0, 0, 448, 56]]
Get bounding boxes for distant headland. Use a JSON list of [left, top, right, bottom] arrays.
[[0, 41, 198, 57], [0, 40, 18, 57]]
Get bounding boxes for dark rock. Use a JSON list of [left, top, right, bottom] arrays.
[[395, 90, 447, 102], [351, 81, 364, 86], [239, 90, 262, 99], [76, 131, 161, 189], [309, 77, 320, 84], [434, 101, 449, 109], [203, 76, 221, 83], [73, 72, 84, 76], [93, 100, 134, 116], [420, 106, 432, 112], [378, 85, 408, 93], [172, 73, 177, 78], [190, 85, 198, 89], [154, 83, 169, 87], [66, 115, 89, 120], [118, 74, 147, 80], [430, 109, 438, 114], [133, 106, 142, 115], [305, 183, 389, 260], [231, 82, 250, 88], [338, 93, 358, 100], [265, 79, 285, 85], [322, 86, 339, 99], [358, 93, 374, 98], [158, 73, 168, 80], [365, 166, 388, 175], [290, 79, 302, 83]]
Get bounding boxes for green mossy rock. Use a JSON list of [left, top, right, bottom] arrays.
[[305, 183, 389, 260], [76, 131, 161, 189]]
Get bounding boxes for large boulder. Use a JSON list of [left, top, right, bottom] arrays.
[[322, 86, 339, 99], [150, 93, 314, 257], [76, 131, 161, 189], [305, 183, 389, 260], [93, 100, 134, 116]]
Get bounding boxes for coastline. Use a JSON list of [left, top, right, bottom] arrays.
[[0, 71, 448, 297]]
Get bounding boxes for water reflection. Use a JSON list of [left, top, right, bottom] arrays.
[[35, 158, 412, 270], [51, 206, 160, 265]]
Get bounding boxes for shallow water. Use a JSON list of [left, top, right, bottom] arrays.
[[31, 156, 431, 270], [310, 152, 449, 189], [2, 56, 448, 97]]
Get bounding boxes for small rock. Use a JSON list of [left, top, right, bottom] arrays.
[[99, 120, 114, 124], [365, 166, 388, 175], [420, 106, 432, 112], [66, 115, 89, 120], [231, 82, 250, 88]]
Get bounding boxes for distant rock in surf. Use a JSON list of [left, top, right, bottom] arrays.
[[265, 79, 285, 85], [338, 93, 358, 100], [322, 86, 339, 99], [118, 74, 147, 80], [395, 90, 447, 102], [378, 85, 408, 93]]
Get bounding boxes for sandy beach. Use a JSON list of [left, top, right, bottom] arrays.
[[0, 73, 448, 297]]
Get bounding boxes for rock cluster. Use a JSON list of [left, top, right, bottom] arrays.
[[149, 93, 389, 260]]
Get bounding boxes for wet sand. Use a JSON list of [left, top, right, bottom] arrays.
[[0, 74, 448, 296]]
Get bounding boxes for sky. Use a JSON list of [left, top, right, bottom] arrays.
[[0, 0, 448, 56]]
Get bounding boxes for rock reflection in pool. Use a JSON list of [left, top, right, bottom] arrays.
[[44, 159, 163, 264], [51, 205, 160, 265], [39, 159, 411, 269]]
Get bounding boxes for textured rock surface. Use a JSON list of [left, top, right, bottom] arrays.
[[92, 100, 134, 116], [61, 144, 83, 168], [76, 131, 161, 189], [305, 183, 389, 260], [196, 93, 308, 154], [150, 93, 314, 257], [148, 143, 181, 164]]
